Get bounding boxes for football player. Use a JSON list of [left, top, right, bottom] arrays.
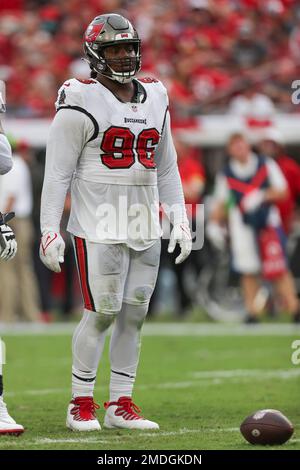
[[40, 14, 192, 431], [0, 113, 24, 435]]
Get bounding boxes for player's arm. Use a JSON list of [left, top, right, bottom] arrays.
[[0, 211, 17, 261], [40, 108, 93, 272], [0, 114, 17, 261], [0, 79, 12, 174], [0, 118, 13, 175], [156, 110, 192, 264], [0, 169, 18, 262]]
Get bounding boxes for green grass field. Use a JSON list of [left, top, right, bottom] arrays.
[[0, 323, 300, 450]]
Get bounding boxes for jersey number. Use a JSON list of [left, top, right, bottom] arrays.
[[101, 126, 160, 169]]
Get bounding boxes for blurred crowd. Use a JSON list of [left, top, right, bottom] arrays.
[[1, 0, 300, 121], [1, 0, 300, 323]]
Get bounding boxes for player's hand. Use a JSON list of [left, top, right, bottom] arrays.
[[206, 221, 227, 251], [241, 189, 265, 213], [0, 224, 17, 261], [168, 223, 192, 264], [40, 231, 65, 273]]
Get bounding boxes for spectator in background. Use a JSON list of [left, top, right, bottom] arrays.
[[207, 133, 300, 323], [151, 139, 205, 316], [263, 58, 299, 113], [258, 128, 300, 235], [173, 138, 206, 314], [166, 58, 198, 128], [232, 19, 267, 70], [27, 145, 53, 322], [29, 150, 78, 321], [175, 137, 205, 233], [228, 81, 276, 118], [0, 143, 40, 322], [289, 5, 300, 62], [1, 0, 300, 118]]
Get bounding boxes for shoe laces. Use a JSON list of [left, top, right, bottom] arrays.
[[104, 396, 143, 421], [71, 396, 100, 421]]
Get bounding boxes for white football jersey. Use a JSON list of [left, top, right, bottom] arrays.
[[41, 77, 187, 249], [56, 77, 167, 184]]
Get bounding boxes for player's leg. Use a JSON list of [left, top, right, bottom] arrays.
[[67, 238, 128, 431], [273, 270, 300, 322], [104, 240, 161, 430], [0, 362, 24, 436], [240, 273, 263, 323]]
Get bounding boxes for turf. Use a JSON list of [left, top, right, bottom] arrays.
[[0, 326, 299, 450]]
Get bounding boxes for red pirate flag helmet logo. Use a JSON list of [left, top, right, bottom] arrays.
[[85, 23, 104, 43]]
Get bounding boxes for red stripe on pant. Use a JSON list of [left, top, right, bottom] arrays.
[[74, 236, 95, 311]]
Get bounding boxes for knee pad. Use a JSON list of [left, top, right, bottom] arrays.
[[95, 311, 116, 332], [124, 285, 154, 306], [81, 309, 116, 333], [133, 285, 154, 305]]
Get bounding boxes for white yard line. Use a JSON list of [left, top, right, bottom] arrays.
[[4, 368, 300, 398], [1, 427, 299, 448], [5, 386, 106, 398], [0, 427, 240, 448], [143, 323, 300, 337], [38, 437, 111, 444], [191, 369, 300, 379], [5, 387, 70, 398], [1, 322, 299, 336]]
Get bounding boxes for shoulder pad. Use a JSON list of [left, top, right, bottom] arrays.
[[137, 77, 168, 103], [75, 78, 97, 85], [138, 77, 160, 84], [55, 78, 96, 110]]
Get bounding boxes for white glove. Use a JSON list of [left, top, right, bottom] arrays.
[[40, 231, 65, 273], [241, 189, 265, 213], [0, 224, 17, 261], [168, 223, 192, 264], [206, 221, 227, 251]]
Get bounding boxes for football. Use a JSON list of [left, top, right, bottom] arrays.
[[240, 409, 294, 445]]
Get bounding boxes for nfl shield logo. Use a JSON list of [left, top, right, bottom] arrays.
[[131, 105, 138, 112]]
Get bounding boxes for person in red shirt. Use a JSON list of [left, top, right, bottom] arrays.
[[259, 128, 300, 234], [172, 138, 206, 314], [148, 138, 205, 316], [176, 138, 205, 218]]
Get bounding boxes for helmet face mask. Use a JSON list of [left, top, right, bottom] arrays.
[[83, 14, 141, 84]]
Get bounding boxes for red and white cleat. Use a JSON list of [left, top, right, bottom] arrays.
[[104, 396, 159, 430], [0, 397, 24, 436], [66, 396, 101, 432]]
